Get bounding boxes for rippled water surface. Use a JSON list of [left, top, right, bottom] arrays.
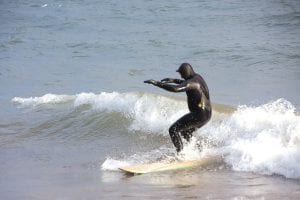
[[1, 0, 300, 199]]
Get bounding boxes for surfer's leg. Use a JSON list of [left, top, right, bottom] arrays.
[[168, 125, 183, 153], [169, 111, 211, 152], [169, 113, 196, 152], [178, 112, 203, 142], [181, 127, 195, 142]]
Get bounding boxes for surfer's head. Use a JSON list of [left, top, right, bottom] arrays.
[[176, 63, 195, 80]]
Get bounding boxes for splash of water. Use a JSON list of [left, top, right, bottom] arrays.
[[13, 92, 300, 178]]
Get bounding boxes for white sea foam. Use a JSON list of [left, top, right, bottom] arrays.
[[12, 93, 73, 106], [97, 94, 300, 179], [101, 157, 132, 171], [74, 92, 138, 114], [12, 93, 300, 178], [101, 146, 177, 171], [73, 92, 187, 134], [128, 94, 187, 134], [12, 92, 187, 134], [199, 99, 300, 179]]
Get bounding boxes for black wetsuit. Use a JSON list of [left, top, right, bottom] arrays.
[[144, 63, 212, 152]]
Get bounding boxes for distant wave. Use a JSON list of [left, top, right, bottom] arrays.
[[12, 92, 188, 134], [12, 92, 300, 179], [12, 94, 74, 106]]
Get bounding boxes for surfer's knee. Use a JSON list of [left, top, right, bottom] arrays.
[[169, 125, 183, 152], [169, 124, 177, 137]]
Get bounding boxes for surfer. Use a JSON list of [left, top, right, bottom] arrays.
[[144, 63, 212, 153]]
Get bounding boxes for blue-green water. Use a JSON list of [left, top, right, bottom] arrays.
[[1, 0, 300, 199]]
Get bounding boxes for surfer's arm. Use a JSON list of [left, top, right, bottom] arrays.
[[161, 78, 184, 84], [144, 79, 190, 93]]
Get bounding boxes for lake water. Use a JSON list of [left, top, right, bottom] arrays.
[[1, 0, 300, 199]]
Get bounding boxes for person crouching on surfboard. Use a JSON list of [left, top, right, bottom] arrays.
[[144, 63, 212, 153]]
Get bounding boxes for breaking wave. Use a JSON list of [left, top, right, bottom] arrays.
[[12, 92, 300, 179]]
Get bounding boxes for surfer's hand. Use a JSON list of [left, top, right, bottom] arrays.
[[161, 78, 173, 83], [144, 79, 158, 85]]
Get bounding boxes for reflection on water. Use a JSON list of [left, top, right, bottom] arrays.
[[101, 168, 300, 199]]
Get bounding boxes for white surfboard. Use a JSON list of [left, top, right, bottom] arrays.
[[119, 156, 221, 175]]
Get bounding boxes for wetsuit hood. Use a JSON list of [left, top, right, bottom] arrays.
[[176, 63, 195, 79]]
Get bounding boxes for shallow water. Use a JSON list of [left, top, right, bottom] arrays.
[[1, 0, 300, 199]]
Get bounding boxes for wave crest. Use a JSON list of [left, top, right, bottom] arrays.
[[12, 92, 300, 178], [12, 93, 73, 106], [206, 99, 300, 179]]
